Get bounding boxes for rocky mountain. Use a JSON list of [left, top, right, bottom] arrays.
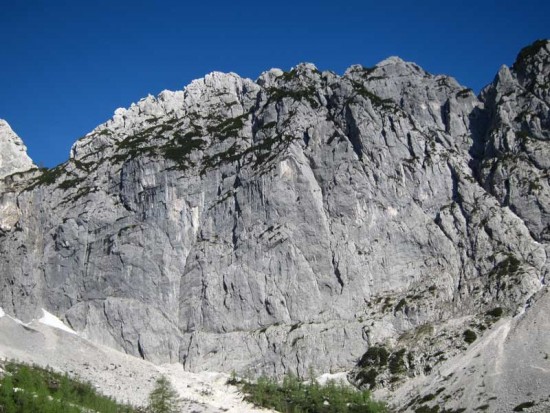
[[0, 40, 548, 411]]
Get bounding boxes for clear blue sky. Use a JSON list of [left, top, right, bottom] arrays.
[[1, 0, 549, 167]]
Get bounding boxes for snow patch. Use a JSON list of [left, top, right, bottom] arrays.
[[38, 309, 77, 335], [0, 307, 4, 317]]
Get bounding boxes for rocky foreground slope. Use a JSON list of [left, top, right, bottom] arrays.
[[0, 40, 548, 411]]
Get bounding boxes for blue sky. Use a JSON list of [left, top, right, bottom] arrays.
[[1, 0, 549, 167]]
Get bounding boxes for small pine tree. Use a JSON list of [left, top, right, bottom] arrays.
[[147, 375, 181, 413]]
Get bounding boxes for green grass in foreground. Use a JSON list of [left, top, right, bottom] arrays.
[[0, 360, 136, 413], [231, 374, 389, 413]]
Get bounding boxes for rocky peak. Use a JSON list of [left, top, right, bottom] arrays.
[[343, 56, 481, 148], [476, 39, 550, 242], [0, 120, 34, 180], [512, 39, 550, 97], [70, 71, 260, 161]]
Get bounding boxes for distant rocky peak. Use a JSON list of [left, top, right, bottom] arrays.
[[0, 119, 34, 180], [511, 39, 550, 102]]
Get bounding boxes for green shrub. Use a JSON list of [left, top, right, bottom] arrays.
[[355, 368, 379, 389], [358, 346, 389, 368], [463, 329, 477, 344], [147, 375, 181, 413], [236, 374, 388, 413], [486, 307, 504, 318], [388, 349, 407, 374]]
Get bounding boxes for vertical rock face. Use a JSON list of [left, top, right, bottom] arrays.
[[478, 40, 550, 242], [0, 40, 548, 410], [0, 120, 35, 232], [0, 120, 34, 179]]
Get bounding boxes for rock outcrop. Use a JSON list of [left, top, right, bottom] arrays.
[[0, 39, 548, 411]]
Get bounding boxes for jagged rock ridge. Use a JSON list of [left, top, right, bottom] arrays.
[[0, 40, 549, 412]]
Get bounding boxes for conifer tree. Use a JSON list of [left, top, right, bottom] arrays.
[[147, 375, 181, 413]]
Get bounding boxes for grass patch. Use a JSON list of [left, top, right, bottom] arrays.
[[235, 375, 388, 413]]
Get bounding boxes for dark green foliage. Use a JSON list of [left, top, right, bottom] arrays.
[[350, 81, 394, 109], [27, 165, 65, 189], [201, 133, 296, 174], [388, 349, 407, 374], [455, 88, 473, 99], [280, 68, 298, 82], [513, 401, 536, 411], [394, 298, 407, 313], [358, 346, 389, 368], [463, 329, 477, 344], [236, 374, 388, 413], [486, 307, 504, 318], [355, 369, 379, 390], [490, 256, 521, 279], [289, 323, 302, 333], [267, 86, 319, 108], [73, 159, 94, 172], [0, 361, 136, 413], [206, 113, 248, 139], [515, 130, 535, 142], [115, 124, 175, 160], [162, 132, 206, 170], [261, 121, 277, 130], [57, 177, 84, 190], [419, 394, 436, 403]]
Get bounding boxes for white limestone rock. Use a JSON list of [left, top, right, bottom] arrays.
[[0, 39, 549, 412]]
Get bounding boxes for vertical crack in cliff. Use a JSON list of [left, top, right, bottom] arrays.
[[332, 254, 345, 293]]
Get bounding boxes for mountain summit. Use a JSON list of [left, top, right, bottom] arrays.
[[0, 40, 549, 412]]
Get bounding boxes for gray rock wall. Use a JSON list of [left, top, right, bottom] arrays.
[[0, 41, 548, 399]]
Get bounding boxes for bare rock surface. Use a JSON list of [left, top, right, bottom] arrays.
[[375, 286, 550, 412]]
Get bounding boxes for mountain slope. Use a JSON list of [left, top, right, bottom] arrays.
[[0, 309, 272, 412], [0, 39, 548, 412]]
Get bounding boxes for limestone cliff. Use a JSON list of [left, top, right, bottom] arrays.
[[0, 40, 548, 412]]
